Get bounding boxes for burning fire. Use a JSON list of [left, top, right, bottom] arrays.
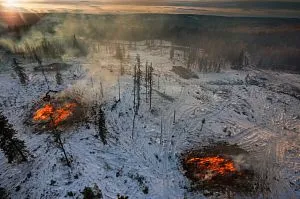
[[33, 103, 77, 126], [186, 156, 237, 180]]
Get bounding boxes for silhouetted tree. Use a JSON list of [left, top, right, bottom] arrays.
[[133, 55, 142, 115], [0, 187, 9, 199], [72, 34, 87, 56], [234, 50, 249, 69], [149, 63, 154, 110], [132, 55, 142, 139], [118, 77, 121, 102], [117, 194, 129, 199], [82, 185, 103, 199], [120, 61, 125, 76], [53, 130, 71, 167], [136, 55, 141, 114], [115, 44, 124, 61], [56, 70, 63, 85], [34, 52, 50, 90], [96, 106, 108, 145], [200, 118, 206, 131], [133, 63, 137, 113], [0, 112, 28, 163], [73, 34, 79, 48], [145, 62, 149, 103], [48, 112, 71, 167], [170, 46, 174, 60], [173, 110, 176, 124], [11, 58, 28, 85]]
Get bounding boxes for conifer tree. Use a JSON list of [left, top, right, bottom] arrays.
[[0, 112, 28, 163], [96, 106, 108, 145]]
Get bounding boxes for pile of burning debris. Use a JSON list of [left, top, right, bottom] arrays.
[[181, 143, 261, 196], [27, 91, 86, 131]]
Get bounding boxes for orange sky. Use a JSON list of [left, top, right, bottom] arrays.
[[0, 0, 300, 18]]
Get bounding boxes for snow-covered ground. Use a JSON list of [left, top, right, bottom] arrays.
[[0, 41, 299, 199]]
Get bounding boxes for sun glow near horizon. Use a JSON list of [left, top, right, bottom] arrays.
[[2, 0, 19, 7], [0, 0, 299, 18]]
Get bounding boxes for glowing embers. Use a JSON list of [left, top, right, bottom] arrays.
[[33, 103, 77, 126], [181, 143, 260, 196], [186, 156, 237, 180]]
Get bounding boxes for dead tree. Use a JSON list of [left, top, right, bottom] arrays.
[[149, 63, 154, 110], [173, 110, 176, 124], [200, 118, 206, 131], [46, 108, 71, 167], [157, 74, 160, 90], [115, 44, 123, 61], [0, 112, 28, 163], [73, 34, 87, 56], [132, 55, 142, 138], [145, 62, 148, 103], [100, 81, 104, 98], [12, 58, 28, 85], [160, 116, 163, 145], [136, 55, 141, 114], [170, 46, 174, 60], [118, 77, 121, 102], [234, 50, 249, 70], [133, 55, 142, 115], [34, 52, 50, 90], [133, 63, 137, 113], [132, 112, 136, 140], [73, 34, 78, 48], [53, 130, 71, 167], [120, 61, 125, 76]]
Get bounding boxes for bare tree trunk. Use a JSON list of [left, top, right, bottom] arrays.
[[200, 118, 205, 131], [149, 63, 153, 110], [133, 64, 137, 113], [160, 116, 163, 145], [50, 111, 71, 167], [145, 62, 148, 103], [118, 77, 121, 102], [120, 61, 125, 75], [55, 131, 71, 167], [157, 75, 160, 90], [91, 77, 94, 88], [132, 113, 136, 140], [35, 52, 50, 90], [100, 81, 104, 98], [173, 110, 176, 124], [136, 56, 141, 114]]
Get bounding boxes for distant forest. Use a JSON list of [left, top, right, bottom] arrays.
[[2, 14, 300, 72]]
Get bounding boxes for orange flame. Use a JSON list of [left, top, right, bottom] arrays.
[[33, 103, 77, 126], [186, 156, 237, 179], [33, 104, 54, 121]]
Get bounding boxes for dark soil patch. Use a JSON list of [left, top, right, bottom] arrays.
[[153, 89, 175, 102], [34, 63, 71, 72], [181, 142, 263, 196], [172, 66, 198, 79]]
